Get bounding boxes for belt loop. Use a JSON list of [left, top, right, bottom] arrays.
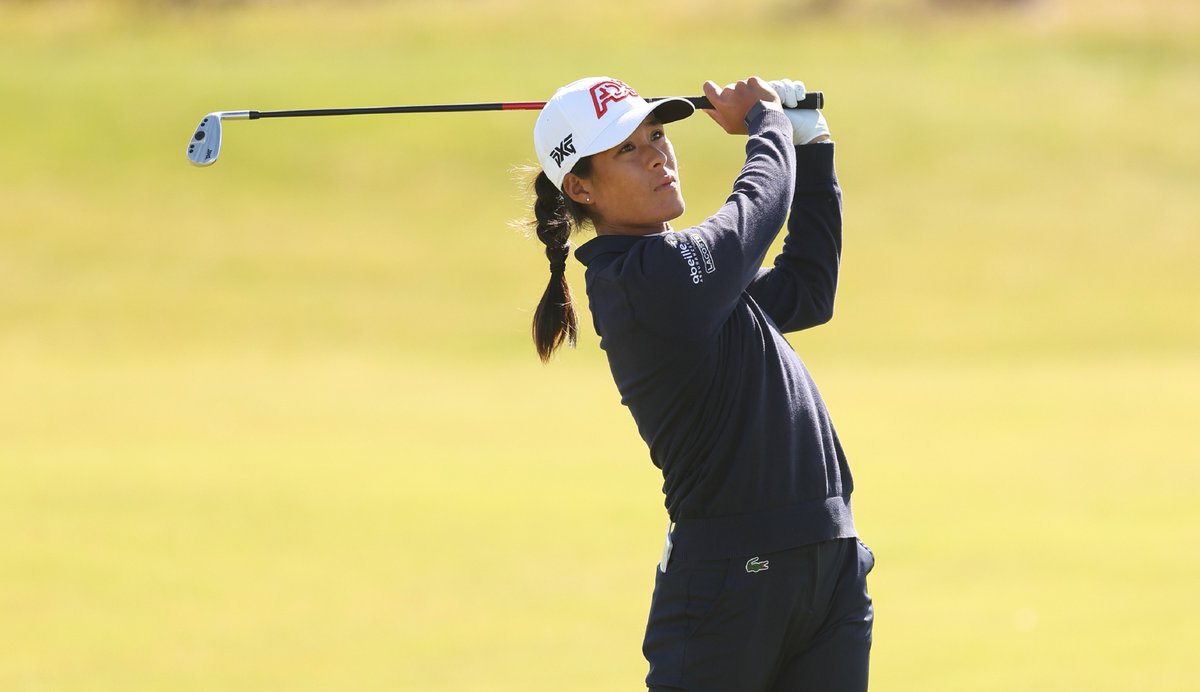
[[658, 519, 675, 573]]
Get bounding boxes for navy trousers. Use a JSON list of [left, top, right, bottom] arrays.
[[643, 537, 874, 692]]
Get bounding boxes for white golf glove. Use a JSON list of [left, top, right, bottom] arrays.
[[768, 78, 831, 144]]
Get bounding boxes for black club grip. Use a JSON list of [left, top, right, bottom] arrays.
[[670, 91, 823, 110]]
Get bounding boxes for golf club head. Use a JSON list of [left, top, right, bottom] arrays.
[[186, 111, 250, 167], [187, 112, 223, 166]]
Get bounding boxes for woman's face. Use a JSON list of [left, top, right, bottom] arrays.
[[564, 114, 685, 236]]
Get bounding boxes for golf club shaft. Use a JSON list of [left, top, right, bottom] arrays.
[[245, 92, 824, 119]]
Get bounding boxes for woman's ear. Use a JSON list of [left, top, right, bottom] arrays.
[[562, 173, 593, 206]]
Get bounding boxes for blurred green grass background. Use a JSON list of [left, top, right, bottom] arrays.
[[2, 0, 1198, 689]]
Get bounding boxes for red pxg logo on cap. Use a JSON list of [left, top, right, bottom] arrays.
[[589, 80, 639, 119]]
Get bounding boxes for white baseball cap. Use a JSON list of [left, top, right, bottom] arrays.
[[533, 76, 695, 190]]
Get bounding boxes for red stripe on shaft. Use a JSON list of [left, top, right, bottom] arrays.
[[500, 102, 547, 110]]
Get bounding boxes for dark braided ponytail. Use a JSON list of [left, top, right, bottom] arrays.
[[531, 158, 591, 363]]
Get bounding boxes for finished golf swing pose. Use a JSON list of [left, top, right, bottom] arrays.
[[528, 76, 873, 691]]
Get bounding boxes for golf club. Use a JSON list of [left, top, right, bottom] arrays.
[[186, 92, 825, 167]]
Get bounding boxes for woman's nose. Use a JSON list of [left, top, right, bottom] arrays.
[[648, 145, 668, 168]]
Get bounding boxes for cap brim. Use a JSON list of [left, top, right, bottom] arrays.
[[577, 97, 696, 161], [650, 97, 695, 124]]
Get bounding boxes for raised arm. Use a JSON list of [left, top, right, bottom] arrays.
[[747, 79, 842, 332], [747, 141, 842, 332], [617, 79, 798, 341]]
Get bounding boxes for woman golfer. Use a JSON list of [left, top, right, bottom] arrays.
[[528, 75, 873, 691]]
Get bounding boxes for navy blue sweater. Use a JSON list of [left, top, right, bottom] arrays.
[[573, 103, 856, 561]]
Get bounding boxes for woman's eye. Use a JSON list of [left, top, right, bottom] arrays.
[[619, 143, 635, 153], [651, 130, 664, 140]]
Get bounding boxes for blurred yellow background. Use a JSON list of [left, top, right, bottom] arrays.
[[2, 1, 1198, 690]]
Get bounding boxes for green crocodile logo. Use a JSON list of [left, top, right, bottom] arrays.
[[745, 557, 770, 573]]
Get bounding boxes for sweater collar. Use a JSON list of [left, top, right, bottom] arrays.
[[574, 231, 668, 267]]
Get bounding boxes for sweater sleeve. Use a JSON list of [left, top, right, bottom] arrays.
[[620, 103, 796, 341], [746, 142, 843, 333]]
